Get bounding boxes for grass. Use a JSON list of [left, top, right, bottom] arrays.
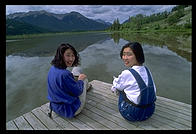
[[6, 30, 107, 40]]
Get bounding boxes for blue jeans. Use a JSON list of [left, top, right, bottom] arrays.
[[118, 92, 155, 121]]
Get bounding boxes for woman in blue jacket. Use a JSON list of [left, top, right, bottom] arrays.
[[111, 42, 157, 121], [47, 43, 89, 118]]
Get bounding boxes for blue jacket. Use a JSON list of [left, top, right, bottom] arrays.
[[47, 66, 84, 118]]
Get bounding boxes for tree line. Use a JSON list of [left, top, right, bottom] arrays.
[[108, 5, 191, 32]]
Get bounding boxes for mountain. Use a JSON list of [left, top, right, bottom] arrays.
[[94, 19, 112, 26], [122, 18, 130, 24], [6, 10, 111, 35], [6, 19, 52, 35]]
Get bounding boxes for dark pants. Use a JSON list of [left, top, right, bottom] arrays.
[[118, 92, 155, 121]]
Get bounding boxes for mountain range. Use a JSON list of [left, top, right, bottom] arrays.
[[6, 10, 112, 35]]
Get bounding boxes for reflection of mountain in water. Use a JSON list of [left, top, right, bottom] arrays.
[[79, 38, 191, 104], [6, 55, 52, 122], [79, 39, 128, 83], [6, 32, 110, 57]]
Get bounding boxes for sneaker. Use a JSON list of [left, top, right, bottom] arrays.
[[87, 84, 92, 92]]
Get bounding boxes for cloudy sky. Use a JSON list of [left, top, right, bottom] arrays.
[[6, 5, 176, 23]]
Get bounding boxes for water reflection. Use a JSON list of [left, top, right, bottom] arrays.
[[79, 38, 191, 105], [79, 39, 128, 83], [110, 32, 192, 62], [6, 32, 191, 123], [6, 56, 52, 122], [6, 32, 111, 57], [110, 32, 120, 44]]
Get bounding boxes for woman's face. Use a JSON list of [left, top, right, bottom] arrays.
[[63, 48, 75, 67], [122, 47, 139, 67]]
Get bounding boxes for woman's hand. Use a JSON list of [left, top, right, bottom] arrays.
[[78, 74, 87, 81]]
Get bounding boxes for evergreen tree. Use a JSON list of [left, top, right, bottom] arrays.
[[110, 18, 120, 31]]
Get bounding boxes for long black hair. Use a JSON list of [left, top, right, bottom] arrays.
[[51, 43, 80, 69], [120, 42, 145, 64]]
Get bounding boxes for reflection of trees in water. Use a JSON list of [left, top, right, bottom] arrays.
[[111, 32, 191, 62], [110, 32, 120, 44], [168, 46, 191, 62]]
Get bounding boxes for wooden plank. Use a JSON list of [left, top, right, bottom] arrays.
[[96, 90, 191, 129], [23, 112, 48, 130], [156, 103, 191, 122], [89, 89, 117, 102], [64, 117, 94, 130], [87, 93, 118, 111], [13, 116, 33, 130], [157, 96, 191, 108], [91, 80, 113, 87], [152, 113, 190, 130], [93, 82, 192, 119], [154, 108, 191, 128], [82, 107, 126, 130], [40, 101, 105, 130], [31, 107, 62, 130], [6, 80, 191, 130], [40, 103, 59, 119], [88, 80, 192, 130], [86, 92, 175, 130], [91, 80, 191, 114], [90, 80, 112, 90], [96, 88, 191, 122], [40, 103, 78, 130], [6, 120, 18, 130], [155, 101, 191, 117], [53, 116, 79, 130], [156, 99, 191, 116], [41, 102, 94, 130], [85, 99, 143, 130], [90, 80, 191, 116], [87, 90, 177, 130], [75, 113, 110, 130]]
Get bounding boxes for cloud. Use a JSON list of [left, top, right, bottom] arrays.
[[87, 5, 103, 9], [118, 5, 134, 12], [6, 5, 176, 23], [91, 8, 111, 14], [27, 5, 44, 11]]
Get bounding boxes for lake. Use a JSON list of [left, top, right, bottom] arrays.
[[6, 32, 192, 122]]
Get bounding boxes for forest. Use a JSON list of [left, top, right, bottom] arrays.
[[108, 5, 191, 33]]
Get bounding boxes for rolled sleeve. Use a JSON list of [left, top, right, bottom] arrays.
[[62, 72, 84, 97], [112, 70, 132, 91]]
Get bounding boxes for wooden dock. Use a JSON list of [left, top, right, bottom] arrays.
[[6, 80, 192, 130]]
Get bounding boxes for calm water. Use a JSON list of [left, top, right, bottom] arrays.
[[6, 32, 192, 122]]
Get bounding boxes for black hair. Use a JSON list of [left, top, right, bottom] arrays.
[[120, 42, 145, 64], [51, 43, 80, 69]]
